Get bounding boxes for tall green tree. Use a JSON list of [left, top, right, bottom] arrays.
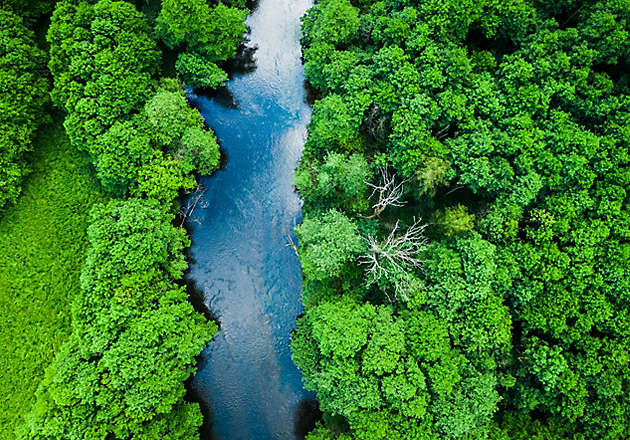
[[157, 0, 247, 88], [19, 199, 216, 440], [0, 7, 48, 210], [296, 209, 365, 282]]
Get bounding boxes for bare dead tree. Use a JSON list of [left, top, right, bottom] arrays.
[[359, 218, 428, 302], [364, 167, 407, 219], [286, 234, 299, 257], [286, 217, 299, 257], [434, 123, 451, 141], [179, 184, 207, 227]]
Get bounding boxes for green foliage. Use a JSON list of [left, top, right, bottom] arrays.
[[175, 51, 229, 89], [14, 2, 235, 439], [434, 204, 475, 236], [92, 116, 154, 195], [80, 199, 189, 297], [157, 0, 247, 87], [144, 82, 204, 149], [0, 124, 107, 440], [179, 127, 221, 175], [490, 412, 576, 440], [307, 94, 364, 152], [293, 236, 511, 438], [295, 152, 372, 214], [47, 0, 160, 149], [156, 0, 211, 49], [47, 2, 221, 197], [301, 0, 359, 47], [296, 210, 365, 281], [132, 152, 195, 203], [294, 0, 630, 438], [0, 7, 49, 210], [2, 0, 56, 17], [19, 199, 216, 440]]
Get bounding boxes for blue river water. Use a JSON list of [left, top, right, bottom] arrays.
[[184, 0, 315, 439]]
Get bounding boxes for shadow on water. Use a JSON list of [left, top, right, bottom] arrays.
[[178, 200, 222, 327], [224, 44, 259, 77], [182, 274, 221, 327], [192, 42, 260, 109], [181, 249, 223, 440], [294, 399, 322, 439], [200, 86, 240, 110], [185, 376, 219, 440], [180, 256, 221, 440]]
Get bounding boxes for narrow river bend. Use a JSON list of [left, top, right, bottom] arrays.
[[184, 0, 314, 439]]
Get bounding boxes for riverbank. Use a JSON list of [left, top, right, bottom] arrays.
[[0, 120, 107, 439]]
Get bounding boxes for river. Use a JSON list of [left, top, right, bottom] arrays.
[[184, 0, 315, 439]]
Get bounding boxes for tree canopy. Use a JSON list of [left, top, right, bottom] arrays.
[[157, 0, 248, 88], [293, 0, 630, 438], [46, 0, 221, 200], [0, 7, 49, 210], [19, 199, 216, 440], [16, 1, 246, 438]]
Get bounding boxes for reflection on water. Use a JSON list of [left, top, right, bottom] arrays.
[[184, 0, 316, 439]]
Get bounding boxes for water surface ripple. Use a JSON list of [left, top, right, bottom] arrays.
[[185, 0, 314, 439]]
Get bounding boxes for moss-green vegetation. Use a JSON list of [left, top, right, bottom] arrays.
[[0, 122, 107, 440], [292, 0, 630, 439]]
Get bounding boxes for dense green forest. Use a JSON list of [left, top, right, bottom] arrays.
[[1, 0, 629, 439], [292, 0, 630, 439], [0, 0, 248, 438], [0, 6, 49, 210]]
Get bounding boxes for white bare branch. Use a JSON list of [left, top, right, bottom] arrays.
[[364, 167, 407, 219], [286, 233, 299, 257], [179, 184, 206, 227], [359, 218, 428, 302], [285, 217, 299, 257]]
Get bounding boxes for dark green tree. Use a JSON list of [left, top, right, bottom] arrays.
[[293, 0, 630, 438]]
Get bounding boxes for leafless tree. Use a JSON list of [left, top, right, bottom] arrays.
[[360, 218, 428, 302], [179, 184, 208, 227], [286, 217, 299, 257], [364, 167, 407, 219], [286, 234, 299, 257]]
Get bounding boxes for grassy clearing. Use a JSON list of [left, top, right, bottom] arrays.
[[0, 121, 107, 438]]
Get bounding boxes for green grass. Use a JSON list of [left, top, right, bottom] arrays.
[[0, 120, 107, 438]]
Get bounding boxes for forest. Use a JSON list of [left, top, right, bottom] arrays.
[[1, 0, 247, 439], [0, 0, 628, 439], [293, 0, 630, 439]]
